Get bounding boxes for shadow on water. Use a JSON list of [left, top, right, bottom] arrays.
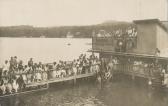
[[1, 76, 168, 106]]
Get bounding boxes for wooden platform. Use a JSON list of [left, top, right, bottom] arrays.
[[26, 72, 96, 87], [0, 72, 96, 98], [0, 86, 48, 98]]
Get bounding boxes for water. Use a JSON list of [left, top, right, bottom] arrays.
[[0, 38, 92, 66], [0, 38, 168, 106], [1, 78, 168, 106]]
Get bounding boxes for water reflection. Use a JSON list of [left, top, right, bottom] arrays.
[[1, 78, 168, 106]]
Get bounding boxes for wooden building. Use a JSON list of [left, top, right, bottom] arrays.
[[92, 19, 168, 57], [132, 19, 168, 55]]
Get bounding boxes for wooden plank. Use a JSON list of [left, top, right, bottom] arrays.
[[0, 85, 48, 98], [0, 73, 95, 97]]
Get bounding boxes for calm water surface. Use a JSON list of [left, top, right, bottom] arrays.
[[0, 38, 92, 65], [1, 78, 168, 106]]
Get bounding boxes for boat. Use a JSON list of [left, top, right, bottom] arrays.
[[67, 43, 71, 45]]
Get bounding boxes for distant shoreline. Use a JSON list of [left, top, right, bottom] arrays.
[[0, 21, 133, 38], [0, 37, 91, 38]]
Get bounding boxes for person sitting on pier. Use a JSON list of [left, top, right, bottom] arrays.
[[17, 75, 26, 91], [41, 65, 48, 80], [60, 67, 66, 78], [22, 65, 29, 84], [35, 65, 42, 82], [26, 66, 33, 84], [0, 78, 6, 95], [6, 77, 13, 94]]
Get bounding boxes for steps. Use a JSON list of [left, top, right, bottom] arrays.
[[151, 72, 164, 88]]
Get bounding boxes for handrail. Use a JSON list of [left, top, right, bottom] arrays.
[[112, 63, 162, 79]]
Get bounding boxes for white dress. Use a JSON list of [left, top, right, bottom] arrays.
[[164, 74, 168, 87]]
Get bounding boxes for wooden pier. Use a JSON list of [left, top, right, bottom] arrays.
[[0, 72, 96, 98], [26, 72, 96, 87]]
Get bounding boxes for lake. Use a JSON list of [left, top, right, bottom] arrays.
[[1, 77, 168, 106], [0, 38, 92, 66]]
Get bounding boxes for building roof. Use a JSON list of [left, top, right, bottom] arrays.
[[133, 19, 168, 32]]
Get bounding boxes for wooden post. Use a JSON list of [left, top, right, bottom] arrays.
[[132, 65, 135, 80], [132, 74, 135, 80], [73, 78, 76, 85], [73, 74, 76, 85], [46, 82, 49, 89]]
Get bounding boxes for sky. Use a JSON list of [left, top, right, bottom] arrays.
[[0, 0, 167, 27]]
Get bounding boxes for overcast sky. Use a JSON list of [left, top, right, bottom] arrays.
[[0, 0, 167, 27]]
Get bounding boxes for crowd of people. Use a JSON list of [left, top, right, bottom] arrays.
[[1, 53, 168, 95], [94, 27, 137, 52], [96, 27, 137, 38], [0, 54, 101, 95], [111, 57, 168, 87]]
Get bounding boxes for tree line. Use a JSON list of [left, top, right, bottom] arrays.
[[0, 21, 135, 38]]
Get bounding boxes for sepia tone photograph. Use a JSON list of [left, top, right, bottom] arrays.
[[0, 0, 168, 106]]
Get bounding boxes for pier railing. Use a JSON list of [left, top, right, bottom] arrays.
[[112, 64, 161, 79]]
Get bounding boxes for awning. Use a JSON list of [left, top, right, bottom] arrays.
[[88, 49, 168, 61]]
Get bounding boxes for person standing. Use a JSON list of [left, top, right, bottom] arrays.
[[9, 57, 15, 73], [53, 62, 57, 71], [2, 60, 10, 76], [28, 58, 34, 68], [18, 60, 24, 72], [13, 56, 18, 69]]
